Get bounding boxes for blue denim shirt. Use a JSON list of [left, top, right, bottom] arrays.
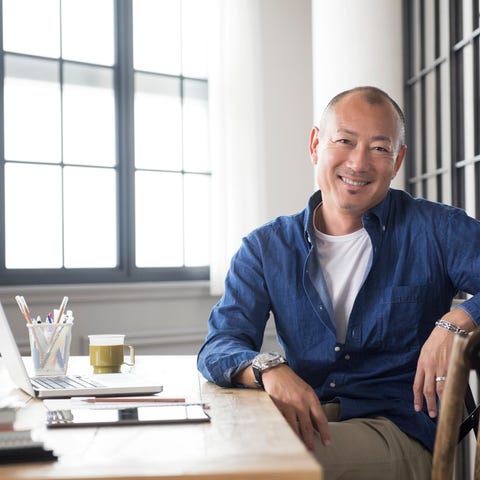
[[197, 188, 480, 451]]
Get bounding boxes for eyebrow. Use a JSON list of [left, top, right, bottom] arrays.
[[336, 128, 392, 143]]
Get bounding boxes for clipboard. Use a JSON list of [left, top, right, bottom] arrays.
[[46, 404, 211, 428]]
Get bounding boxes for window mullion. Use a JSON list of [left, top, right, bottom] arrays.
[[115, 0, 135, 277]]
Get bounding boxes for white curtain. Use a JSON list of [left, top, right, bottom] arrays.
[[208, 0, 267, 295]]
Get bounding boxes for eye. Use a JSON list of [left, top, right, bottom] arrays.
[[373, 146, 389, 153], [336, 138, 351, 145]]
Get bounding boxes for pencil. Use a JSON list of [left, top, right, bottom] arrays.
[[15, 296, 32, 324], [54, 296, 69, 323], [80, 397, 187, 403]]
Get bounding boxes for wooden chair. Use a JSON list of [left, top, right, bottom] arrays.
[[432, 328, 480, 479]]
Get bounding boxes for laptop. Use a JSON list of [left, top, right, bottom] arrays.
[[0, 303, 163, 399]]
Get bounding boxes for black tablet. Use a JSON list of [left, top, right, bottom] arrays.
[[46, 404, 210, 428]]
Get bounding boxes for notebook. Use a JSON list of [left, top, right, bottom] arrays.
[[0, 303, 163, 399]]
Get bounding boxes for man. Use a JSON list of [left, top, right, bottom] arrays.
[[197, 86, 480, 479]]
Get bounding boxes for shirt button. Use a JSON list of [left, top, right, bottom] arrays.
[[344, 354, 350, 360], [334, 346, 340, 352], [329, 382, 336, 388]]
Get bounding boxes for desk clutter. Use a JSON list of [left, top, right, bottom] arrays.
[[0, 407, 57, 464]]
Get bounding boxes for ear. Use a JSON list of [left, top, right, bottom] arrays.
[[392, 144, 406, 178], [309, 127, 319, 165]]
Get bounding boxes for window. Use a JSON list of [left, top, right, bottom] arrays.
[[403, 0, 480, 218], [0, 0, 211, 285]]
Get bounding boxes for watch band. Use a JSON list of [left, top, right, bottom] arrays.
[[253, 365, 264, 389]]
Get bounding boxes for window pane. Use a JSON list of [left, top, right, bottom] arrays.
[[184, 174, 209, 266], [63, 63, 115, 167], [61, 0, 114, 66], [5, 163, 62, 268], [63, 166, 117, 268], [181, 0, 209, 77], [183, 79, 209, 172], [133, 0, 181, 74], [2, 0, 60, 58], [135, 171, 183, 267], [134, 74, 182, 170], [4, 55, 61, 163]]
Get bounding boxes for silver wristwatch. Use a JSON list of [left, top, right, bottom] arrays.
[[252, 352, 288, 389]]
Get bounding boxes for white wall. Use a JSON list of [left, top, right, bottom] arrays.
[[0, 0, 314, 357], [0, 282, 216, 356]]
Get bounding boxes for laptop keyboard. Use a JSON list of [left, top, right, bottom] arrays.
[[31, 375, 104, 390]]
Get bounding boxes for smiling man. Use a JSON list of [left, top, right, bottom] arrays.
[[197, 86, 480, 479]]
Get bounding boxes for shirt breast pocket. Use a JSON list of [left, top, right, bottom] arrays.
[[380, 284, 429, 350]]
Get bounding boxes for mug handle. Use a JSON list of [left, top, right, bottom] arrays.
[[123, 345, 135, 366]]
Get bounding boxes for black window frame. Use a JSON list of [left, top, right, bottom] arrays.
[[403, 0, 480, 217]]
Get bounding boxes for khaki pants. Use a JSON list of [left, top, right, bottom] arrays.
[[314, 403, 432, 480]]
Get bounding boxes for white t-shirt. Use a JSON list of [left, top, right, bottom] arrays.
[[314, 225, 372, 343]]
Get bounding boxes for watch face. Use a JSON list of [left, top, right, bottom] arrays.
[[252, 353, 287, 389], [253, 352, 285, 370]]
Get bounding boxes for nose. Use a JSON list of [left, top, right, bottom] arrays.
[[346, 145, 370, 173]]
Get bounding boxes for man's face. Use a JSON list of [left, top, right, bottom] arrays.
[[310, 93, 406, 220]]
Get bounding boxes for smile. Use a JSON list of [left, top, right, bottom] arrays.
[[340, 176, 369, 187]]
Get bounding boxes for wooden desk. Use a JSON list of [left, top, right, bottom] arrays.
[[0, 355, 322, 480]]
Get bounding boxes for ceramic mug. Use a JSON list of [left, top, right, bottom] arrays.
[[88, 334, 135, 374]]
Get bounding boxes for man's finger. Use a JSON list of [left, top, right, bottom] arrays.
[[435, 374, 447, 400], [413, 369, 425, 412], [297, 412, 315, 451], [423, 372, 438, 418], [311, 404, 331, 447]]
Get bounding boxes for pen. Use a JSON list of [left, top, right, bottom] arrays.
[[54, 296, 69, 324], [78, 397, 187, 403]]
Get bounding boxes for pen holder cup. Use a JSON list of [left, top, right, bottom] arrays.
[[27, 322, 73, 376]]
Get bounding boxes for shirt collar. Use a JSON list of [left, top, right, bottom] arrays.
[[365, 189, 392, 231], [304, 189, 393, 241], [304, 190, 323, 245]]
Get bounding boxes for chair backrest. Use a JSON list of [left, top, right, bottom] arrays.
[[459, 383, 479, 442], [432, 329, 480, 480]]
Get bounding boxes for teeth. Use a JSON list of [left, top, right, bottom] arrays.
[[341, 176, 367, 186]]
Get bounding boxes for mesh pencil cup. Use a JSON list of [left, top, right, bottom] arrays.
[[27, 322, 73, 376]]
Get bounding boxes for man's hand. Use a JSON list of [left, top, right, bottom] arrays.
[[413, 309, 475, 417], [234, 363, 330, 450], [262, 365, 330, 451]]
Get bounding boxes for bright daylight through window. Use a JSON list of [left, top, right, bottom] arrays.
[[0, 0, 211, 284]]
